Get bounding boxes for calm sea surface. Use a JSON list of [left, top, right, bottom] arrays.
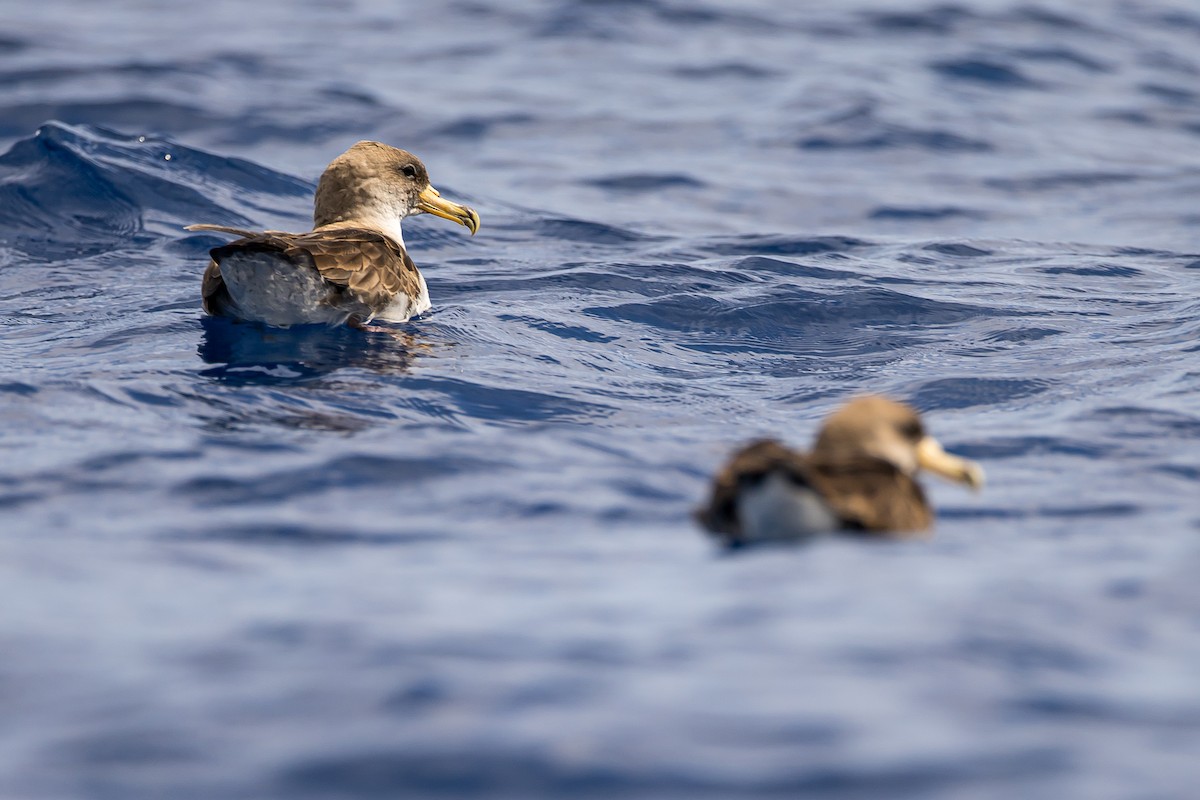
[[1, 1, 1199, 797]]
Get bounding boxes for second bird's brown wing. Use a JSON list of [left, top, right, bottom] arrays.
[[807, 455, 933, 534], [191, 225, 422, 318]]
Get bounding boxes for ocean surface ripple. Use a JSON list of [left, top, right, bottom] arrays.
[[1, 1, 1198, 798]]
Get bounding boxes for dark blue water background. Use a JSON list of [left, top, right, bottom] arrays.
[[2, 1, 1199, 797]]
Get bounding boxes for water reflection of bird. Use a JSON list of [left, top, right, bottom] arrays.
[[188, 141, 479, 329], [696, 395, 984, 545], [196, 316, 431, 384]]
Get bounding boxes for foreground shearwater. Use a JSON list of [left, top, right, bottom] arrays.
[[187, 141, 479, 327], [695, 395, 984, 544]]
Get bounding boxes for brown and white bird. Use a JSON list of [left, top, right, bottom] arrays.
[[187, 141, 479, 327], [695, 395, 984, 544]]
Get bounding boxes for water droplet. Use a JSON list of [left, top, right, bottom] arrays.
[[138, 136, 146, 143], [164, 154, 172, 161]]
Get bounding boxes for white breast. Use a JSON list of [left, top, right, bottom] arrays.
[[737, 472, 839, 541]]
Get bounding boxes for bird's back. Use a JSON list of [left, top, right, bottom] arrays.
[[193, 225, 426, 326], [208, 238, 347, 327]]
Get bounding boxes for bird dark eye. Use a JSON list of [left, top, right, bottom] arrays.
[[899, 420, 924, 441], [400, 165, 417, 178]]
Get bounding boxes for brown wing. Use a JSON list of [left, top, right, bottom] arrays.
[[694, 439, 824, 541], [185, 224, 266, 238], [808, 456, 933, 535], [285, 229, 422, 313]]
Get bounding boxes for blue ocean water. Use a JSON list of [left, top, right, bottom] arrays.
[[1, 0, 1199, 797]]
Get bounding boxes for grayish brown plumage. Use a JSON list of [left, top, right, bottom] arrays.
[[188, 141, 479, 327], [695, 395, 984, 544]]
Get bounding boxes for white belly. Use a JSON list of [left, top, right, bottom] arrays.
[[737, 472, 838, 541], [374, 272, 430, 323]]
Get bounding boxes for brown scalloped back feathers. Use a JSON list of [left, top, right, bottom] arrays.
[[192, 225, 421, 321]]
